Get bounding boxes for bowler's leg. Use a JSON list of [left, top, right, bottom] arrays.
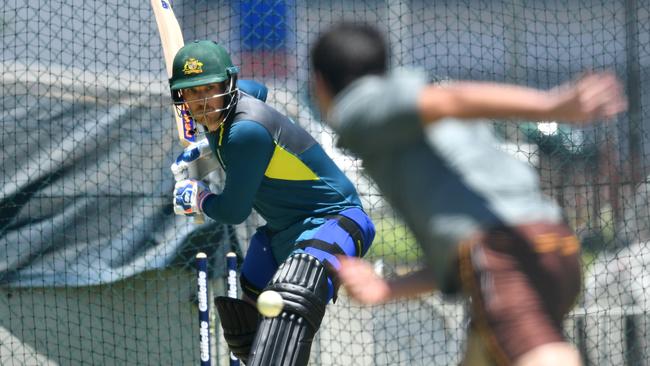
[[459, 224, 582, 366]]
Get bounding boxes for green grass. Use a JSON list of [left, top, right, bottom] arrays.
[[365, 216, 423, 264], [366, 214, 604, 273]]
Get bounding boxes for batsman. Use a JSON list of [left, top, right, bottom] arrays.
[[170, 40, 375, 365]]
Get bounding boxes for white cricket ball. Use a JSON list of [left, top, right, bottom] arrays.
[[257, 290, 284, 317]]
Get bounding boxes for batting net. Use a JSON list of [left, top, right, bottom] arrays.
[[1, 0, 649, 365]]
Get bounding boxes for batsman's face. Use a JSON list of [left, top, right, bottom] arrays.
[[182, 82, 227, 128]]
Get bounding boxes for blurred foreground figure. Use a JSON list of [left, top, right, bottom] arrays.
[[310, 22, 626, 366]]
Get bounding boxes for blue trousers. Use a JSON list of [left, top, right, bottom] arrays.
[[240, 207, 375, 302]]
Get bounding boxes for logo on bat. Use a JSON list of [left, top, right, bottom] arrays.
[[183, 58, 204, 75], [180, 104, 197, 141]]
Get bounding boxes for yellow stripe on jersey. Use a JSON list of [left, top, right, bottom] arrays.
[[265, 144, 319, 181]]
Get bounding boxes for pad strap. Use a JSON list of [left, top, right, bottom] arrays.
[[295, 238, 343, 302], [240, 273, 262, 300], [325, 213, 365, 257]]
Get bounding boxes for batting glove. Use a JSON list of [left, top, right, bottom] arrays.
[[170, 138, 214, 181], [173, 179, 213, 217]]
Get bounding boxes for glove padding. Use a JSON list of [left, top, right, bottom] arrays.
[[173, 179, 213, 217], [171, 138, 219, 182]]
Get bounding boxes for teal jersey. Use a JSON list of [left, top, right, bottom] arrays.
[[203, 93, 362, 232]]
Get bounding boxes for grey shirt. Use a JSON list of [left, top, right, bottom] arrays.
[[329, 68, 562, 284]]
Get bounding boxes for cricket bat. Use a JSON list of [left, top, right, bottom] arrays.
[[150, 0, 198, 147], [152, 0, 206, 224]]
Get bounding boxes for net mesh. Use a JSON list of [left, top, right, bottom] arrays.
[[1, 0, 649, 365]]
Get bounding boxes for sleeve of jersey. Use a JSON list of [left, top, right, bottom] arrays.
[[202, 121, 274, 224], [329, 70, 427, 156]]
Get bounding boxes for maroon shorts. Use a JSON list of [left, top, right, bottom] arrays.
[[457, 223, 582, 365]]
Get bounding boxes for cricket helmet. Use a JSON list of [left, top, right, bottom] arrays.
[[170, 40, 239, 90], [169, 40, 240, 122]]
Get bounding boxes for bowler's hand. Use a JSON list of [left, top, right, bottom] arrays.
[[550, 72, 627, 123], [337, 256, 391, 305]]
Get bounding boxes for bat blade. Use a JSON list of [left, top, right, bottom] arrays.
[[153, 0, 206, 224], [150, 0, 197, 147]]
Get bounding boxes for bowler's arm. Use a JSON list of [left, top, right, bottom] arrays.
[[417, 72, 626, 125], [338, 256, 437, 304]]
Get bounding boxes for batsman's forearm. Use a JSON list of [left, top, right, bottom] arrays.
[[417, 82, 555, 124], [201, 194, 252, 225]]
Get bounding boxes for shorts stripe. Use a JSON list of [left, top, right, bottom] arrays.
[[458, 240, 511, 366]]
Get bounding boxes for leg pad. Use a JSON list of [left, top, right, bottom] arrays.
[[247, 253, 330, 366], [214, 296, 260, 363]]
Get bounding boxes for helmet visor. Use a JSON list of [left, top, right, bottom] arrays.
[[174, 80, 238, 125]]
